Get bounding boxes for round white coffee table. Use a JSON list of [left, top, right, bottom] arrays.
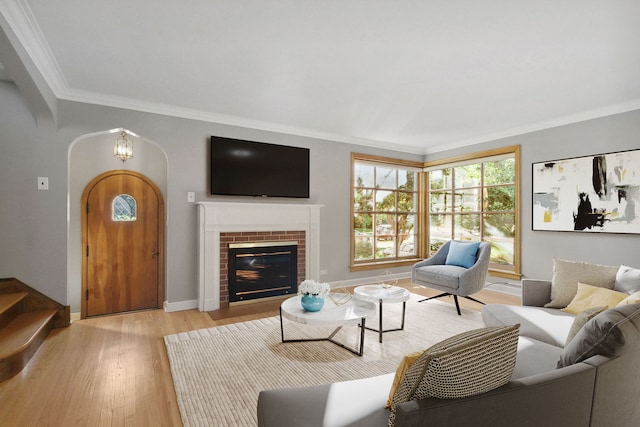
[[279, 294, 376, 356], [353, 285, 410, 343]]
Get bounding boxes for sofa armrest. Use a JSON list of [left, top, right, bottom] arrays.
[[521, 279, 552, 307], [394, 362, 595, 427]]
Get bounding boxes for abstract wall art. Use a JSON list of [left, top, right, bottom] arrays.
[[532, 149, 640, 233]]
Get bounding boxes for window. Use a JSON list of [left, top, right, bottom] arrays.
[[351, 154, 422, 270], [112, 194, 137, 221], [425, 146, 520, 278]]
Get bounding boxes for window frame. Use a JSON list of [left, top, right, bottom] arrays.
[[423, 145, 521, 279], [350, 153, 424, 271]]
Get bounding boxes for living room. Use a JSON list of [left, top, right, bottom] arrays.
[[1, 1, 640, 425]]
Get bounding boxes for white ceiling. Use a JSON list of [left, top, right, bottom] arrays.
[[2, 0, 640, 154]]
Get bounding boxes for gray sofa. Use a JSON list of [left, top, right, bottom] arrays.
[[257, 279, 640, 427]]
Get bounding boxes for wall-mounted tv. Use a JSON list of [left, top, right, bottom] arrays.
[[210, 136, 310, 198]]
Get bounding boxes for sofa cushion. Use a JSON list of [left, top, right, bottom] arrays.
[[512, 336, 565, 379], [445, 240, 480, 268], [561, 283, 627, 315], [557, 303, 640, 368], [389, 325, 519, 426], [482, 303, 575, 347], [618, 290, 640, 306], [546, 258, 618, 309], [565, 306, 607, 346], [614, 265, 640, 294]]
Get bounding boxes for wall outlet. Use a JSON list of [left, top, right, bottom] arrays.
[[37, 177, 49, 190], [187, 191, 195, 203]]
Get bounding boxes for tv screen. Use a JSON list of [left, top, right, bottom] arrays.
[[210, 136, 310, 198]]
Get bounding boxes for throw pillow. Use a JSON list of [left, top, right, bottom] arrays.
[[545, 258, 618, 309], [564, 305, 607, 346], [614, 265, 640, 294], [557, 303, 640, 368], [388, 324, 520, 427], [561, 283, 628, 315], [385, 350, 423, 408], [445, 240, 480, 268], [618, 291, 640, 306]]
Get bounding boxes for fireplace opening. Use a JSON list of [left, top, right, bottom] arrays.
[[228, 241, 298, 302]]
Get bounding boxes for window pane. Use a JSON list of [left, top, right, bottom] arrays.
[[354, 188, 373, 211], [485, 237, 514, 266], [354, 213, 373, 234], [376, 167, 397, 189], [486, 186, 515, 211], [398, 234, 415, 257], [112, 194, 136, 221], [454, 188, 481, 212], [429, 214, 452, 240], [484, 158, 515, 185], [375, 214, 395, 241], [354, 236, 374, 260], [454, 214, 480, 240], [484, 213, 515, 238], [375, 190, 396, 211], [428, 238, 447, 256], [429, 190, 452, 213], [398, 213, 415, 235], [355, 163, 374, 187], [429, 169, 452, 190], [454, 164, 481, 188], [398, 170, 416, 191], [376, 238, 395, 259], [397, 191, 416, 213]]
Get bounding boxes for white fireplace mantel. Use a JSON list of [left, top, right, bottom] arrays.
[[197, 202, 323, 311]]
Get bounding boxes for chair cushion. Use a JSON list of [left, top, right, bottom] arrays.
[[389, 324, 519, 426], [557, 303, 640, 368], [445, 240, 480, 268], [413, 265, 466, 290]]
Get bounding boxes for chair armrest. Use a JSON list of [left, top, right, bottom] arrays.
[[521, 279, 552, 307]]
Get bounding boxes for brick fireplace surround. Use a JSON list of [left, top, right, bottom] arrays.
[[220, 231, 306, 305], [197, 202, 322, 311]]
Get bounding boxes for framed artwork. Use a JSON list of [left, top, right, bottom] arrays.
[[532, 149, 640, 233]]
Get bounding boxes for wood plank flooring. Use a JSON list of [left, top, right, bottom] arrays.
[[0, 281, 519, 426]]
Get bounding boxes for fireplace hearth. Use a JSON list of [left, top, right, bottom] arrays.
[[228, 241, 298, 302]]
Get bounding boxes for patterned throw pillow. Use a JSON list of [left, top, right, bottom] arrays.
[[388, 324, 520, 427], [545, 258, 618, 309]]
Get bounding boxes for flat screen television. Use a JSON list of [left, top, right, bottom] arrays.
[[210, 136, 310, 198]]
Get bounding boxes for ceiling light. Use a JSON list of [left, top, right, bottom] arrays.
[[113, 130, 133, 162]]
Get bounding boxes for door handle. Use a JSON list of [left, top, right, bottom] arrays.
[[151, 249, 160, 258]]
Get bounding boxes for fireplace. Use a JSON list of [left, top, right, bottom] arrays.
[[228, 241, 298, 302], [197, 202, 322, 311]]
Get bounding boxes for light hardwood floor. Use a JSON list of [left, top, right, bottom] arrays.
[[0, 281, 519, 426]]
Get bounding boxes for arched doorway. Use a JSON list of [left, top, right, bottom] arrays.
[[81, 170, 164, 318]]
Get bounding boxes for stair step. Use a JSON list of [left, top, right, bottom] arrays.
[[0, 292, 28, 315], [0, 292, 29, 330], [0, 309, 57, 382]]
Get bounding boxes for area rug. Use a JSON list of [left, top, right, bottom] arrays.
[[164, 294, 483, 427]]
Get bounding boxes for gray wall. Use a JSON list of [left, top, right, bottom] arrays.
[[2, 79, 640, 312]]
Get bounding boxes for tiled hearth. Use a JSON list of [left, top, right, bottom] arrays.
[[197, 202, 322, 311]]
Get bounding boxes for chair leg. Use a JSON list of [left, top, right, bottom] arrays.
[[419, 293, 484, 316], [462, 295, 485, 306]]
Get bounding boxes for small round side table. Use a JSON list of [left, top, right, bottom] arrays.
[[353, 285, 410, 343]]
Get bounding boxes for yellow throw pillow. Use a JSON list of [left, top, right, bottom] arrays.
[[386, 350, 423, 408], [618, 290, 640, 306], [562, 282, 628, 314]]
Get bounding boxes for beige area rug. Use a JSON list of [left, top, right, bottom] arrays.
[[164, 294, 483, 427]]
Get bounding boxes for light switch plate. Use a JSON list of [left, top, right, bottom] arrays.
[[37, 177, 49, 190]]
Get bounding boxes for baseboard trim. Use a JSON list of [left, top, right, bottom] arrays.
[[164, 299, 198, 312]]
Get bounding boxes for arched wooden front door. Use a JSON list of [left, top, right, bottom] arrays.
[[81, 171, 164, 318]]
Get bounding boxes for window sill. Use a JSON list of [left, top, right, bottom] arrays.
[[489, 268, 521, 281], [350, 258, 421, 272]]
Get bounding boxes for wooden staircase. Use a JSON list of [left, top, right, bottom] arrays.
[[0, 278, 70, 382]]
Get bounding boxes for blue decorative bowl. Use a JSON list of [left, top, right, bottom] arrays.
[[301, 294, 324, 312]]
